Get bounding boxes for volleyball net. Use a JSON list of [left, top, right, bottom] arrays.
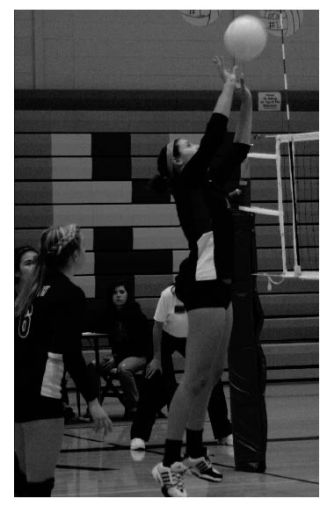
[[239, 131, 319, 282]]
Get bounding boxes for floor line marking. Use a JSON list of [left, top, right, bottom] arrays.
[[62, 434, 319, 449]]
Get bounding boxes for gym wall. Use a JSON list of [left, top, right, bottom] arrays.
[[14, 10, 319, 379]]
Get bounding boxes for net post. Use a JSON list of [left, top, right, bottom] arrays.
[[275, 136, 287, 275], [287, 137, 301, 274]]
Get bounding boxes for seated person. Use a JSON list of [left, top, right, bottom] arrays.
[[99, 281, 151, 419]]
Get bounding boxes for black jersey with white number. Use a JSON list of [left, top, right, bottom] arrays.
[[15, 271, 98, 422], [173, 113, 250, 284]]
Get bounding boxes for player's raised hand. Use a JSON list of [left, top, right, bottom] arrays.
[[236, 73, 252, 101], [213, 56, 238, 87]]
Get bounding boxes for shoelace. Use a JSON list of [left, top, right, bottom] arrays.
[[162, 466, 187, 490], [172, 468, 187, 491]]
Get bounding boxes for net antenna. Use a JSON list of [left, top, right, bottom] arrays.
[[279, 10, 300, 275], [239, 12, 319, 286]]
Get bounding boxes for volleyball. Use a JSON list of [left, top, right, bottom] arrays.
[[224, 15, 267, 61]]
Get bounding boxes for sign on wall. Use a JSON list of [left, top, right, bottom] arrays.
[[258, 92, 281, 111]]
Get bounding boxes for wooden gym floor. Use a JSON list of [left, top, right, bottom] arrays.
[[53, 381, 318, 497]]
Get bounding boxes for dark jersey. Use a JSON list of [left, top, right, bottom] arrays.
[[173, 113, 250, 284], [108, 302, 152, 363], [15, 271, 98, 422]]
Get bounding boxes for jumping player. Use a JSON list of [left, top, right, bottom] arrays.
[[151, 57, 252, 496], [14, 224, 112, 496]]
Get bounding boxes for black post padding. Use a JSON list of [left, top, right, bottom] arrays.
[[24, 477, 55, 497], [229, 211, 268, 472]]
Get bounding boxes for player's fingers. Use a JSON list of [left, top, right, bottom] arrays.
[[213, 55, 222, 68]]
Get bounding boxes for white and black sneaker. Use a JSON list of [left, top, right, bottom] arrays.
[[188, 454, 223, 482], [152, 461, 188, 497], [130, 438, 146, 451], [130, 438, 146, 462]]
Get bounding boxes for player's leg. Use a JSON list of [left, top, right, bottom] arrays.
[[161, 332, 179, 406], [207, 380, 233, 442], [117, 356, 147, 415], [185, 304, 232, 481], [130, 370, 167, 449], [207, 304, 233, 443], [152, 306, 230, 495], [14, 423, 27, 496], [21, 418, 64, 496]]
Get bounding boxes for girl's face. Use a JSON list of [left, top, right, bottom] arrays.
[[173, 138, 199, 173], [17, 251, 38, 282], [112, 285, 128, 308]]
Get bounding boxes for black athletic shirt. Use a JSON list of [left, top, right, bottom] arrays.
[[172, 112, 250, 283], [107, 302, 152, 363], [15, 271, 98, 422]]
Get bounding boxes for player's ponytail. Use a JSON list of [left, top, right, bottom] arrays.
[[15, 224, 82, 317], [42, 224, 82, 271]]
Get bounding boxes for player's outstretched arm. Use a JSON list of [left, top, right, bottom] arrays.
[[145, 321, 163, 379], [212, 56, 237, 118], [234, 75, 252, 145]]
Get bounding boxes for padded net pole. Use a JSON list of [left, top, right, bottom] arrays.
[[275, 136, 287, 275], [279, 11, 301, 274]]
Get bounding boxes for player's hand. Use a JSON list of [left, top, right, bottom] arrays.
[[237, 73, 252, 101], [88, 399, 113, 438], [145, 358, 162, 379], [228, 188, 242, 199], [213, 56, 238, 87]]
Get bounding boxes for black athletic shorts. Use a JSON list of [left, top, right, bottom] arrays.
[[175, 276, 232, 311]]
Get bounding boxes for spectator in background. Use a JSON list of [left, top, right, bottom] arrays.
[[99, 281, 151, 419]]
